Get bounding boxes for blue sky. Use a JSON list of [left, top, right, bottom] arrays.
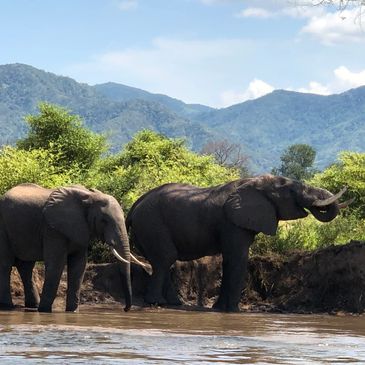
[[1, 0, 365, 107]]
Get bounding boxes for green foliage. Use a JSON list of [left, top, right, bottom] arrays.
[[88, 241, 114, 263], [91, 130, 239, 209], [17, 103, 107, 170], [272, 143, 317, 181], [252, 213, 365, 255], [310, 151, 365, 216], [0, 146, 79, 194]]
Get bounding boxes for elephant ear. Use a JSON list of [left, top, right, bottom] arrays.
[[43, 187, 91, 246], [224, 183, 278, 236]]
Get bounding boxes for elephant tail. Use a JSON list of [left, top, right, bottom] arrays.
[[125, 203, 152, 275], [125, 189, 153, 231], [126, 196, 143, 231]]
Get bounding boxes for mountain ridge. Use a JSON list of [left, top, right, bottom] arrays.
[[0, 63, 364, 172]]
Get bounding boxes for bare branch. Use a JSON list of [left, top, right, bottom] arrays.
[[201, 139, 250, 176]]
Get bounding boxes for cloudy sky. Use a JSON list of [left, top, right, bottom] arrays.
[[1, 0, 365, 107]]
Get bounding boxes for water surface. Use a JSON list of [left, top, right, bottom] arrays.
[[1, 305, 364, 364]]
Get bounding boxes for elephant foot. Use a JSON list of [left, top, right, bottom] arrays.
[[66, 304, 79, 312], [213, 299, 240, 313], [167, 298, 182, 306], [25, 301, 39, 309], [38, 305, 52, 313], [225, 305, 240, 313], [164, 287, 182, 306], [24, 307, 38, 312], [0, 302, 16, 311], [212, 298, 225, 311], [144, 294, 167, 307]]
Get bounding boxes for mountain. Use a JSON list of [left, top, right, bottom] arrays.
[[197, 88, 365, 170], [0, 63, 364, 172], [0, 63, 213, 151], [94, 82, 213, 119]]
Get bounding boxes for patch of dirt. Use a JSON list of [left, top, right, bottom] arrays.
[[11, 240, 365, 313]]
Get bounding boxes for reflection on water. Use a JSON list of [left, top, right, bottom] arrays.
[[0, 305, 365, 364]]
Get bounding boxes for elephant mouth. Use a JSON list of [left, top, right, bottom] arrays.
[[308, 204, 339, 222], [299, 207, 309, 218]]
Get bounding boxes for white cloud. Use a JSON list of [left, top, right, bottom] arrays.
[[219, 66, 365, 107], [235, 2, 324, 19], [298, 81, 331, 95], [297, 66, 365, 95], [117, 0, 138, 11], [236, 7, 274, 19], [220, 79, 275, 107], [301, 8, 364, 44], [333, 66, 365, 88]]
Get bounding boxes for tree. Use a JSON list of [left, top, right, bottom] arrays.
[[272, 144, 316, 181], [310, 151, 365, 216], [201, 139, 249, 177], [17, 103, 107, 170], [93, 130, 239, 209], [305, 0, 364, 9], [0, 147, 78, 194]]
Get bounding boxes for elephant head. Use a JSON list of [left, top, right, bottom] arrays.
[[224, 175, 350, 236], [43, 186, 132, 311]]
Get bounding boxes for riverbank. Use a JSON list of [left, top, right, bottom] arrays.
[[10, 240, 365, 314]]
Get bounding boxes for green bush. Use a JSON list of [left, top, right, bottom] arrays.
[[0, 146, 80, 194], [17, 103, 107, 171], [91, 130, 239, 210], [252, 212, 365, 255], [309, 151, 365, 216]]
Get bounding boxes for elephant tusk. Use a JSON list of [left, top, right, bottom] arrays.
[[112, 248, 130, 265], [130, 253, 152, 274], [312, 187, 347, 207], [338, 197, 355, 209]]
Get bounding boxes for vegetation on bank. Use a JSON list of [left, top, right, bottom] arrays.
[[0, 103, 364, 260]]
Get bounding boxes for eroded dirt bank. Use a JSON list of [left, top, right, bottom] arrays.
[[11, 240, 365, 313]]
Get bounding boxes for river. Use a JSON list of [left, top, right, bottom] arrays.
[[0, 305, 364, 364]]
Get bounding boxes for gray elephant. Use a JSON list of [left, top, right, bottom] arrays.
[[0, 183, 132, 312], [126, 174, 351, 312]]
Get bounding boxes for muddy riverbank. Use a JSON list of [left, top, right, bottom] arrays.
[[10, 240, 365, 313]]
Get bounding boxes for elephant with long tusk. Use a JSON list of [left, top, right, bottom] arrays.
[[0, 183, 133, 313], [126, 174, 352, 312]]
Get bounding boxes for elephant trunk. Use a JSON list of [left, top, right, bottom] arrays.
[[308, 203, 340, 222], [107, 225, 132, 312], [302, 187, 341, 223]]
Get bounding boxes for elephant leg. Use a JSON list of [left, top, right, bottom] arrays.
[[145, 266, 170, 305], [143, 235, 178, 306], [0, 230, 14, 309], [65, 250, 87, 312], [15, 260, 40, 308], [214, 229, 254, 312], [38, 231, 67, 313], [0, 265, 14, 309], [212, 260, 230, 311], [163, 272, 182, 306]]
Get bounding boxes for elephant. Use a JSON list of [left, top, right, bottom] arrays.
[[126, 174, 351, 312], [0, 183, 132, 313]]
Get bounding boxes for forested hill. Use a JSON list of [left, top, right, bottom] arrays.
[[1, 63, 365, 172], [0, 63, 213, 151], [197, 88, 365, 170]]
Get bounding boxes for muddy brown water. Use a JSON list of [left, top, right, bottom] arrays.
[[1, 305, 365, 364]]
